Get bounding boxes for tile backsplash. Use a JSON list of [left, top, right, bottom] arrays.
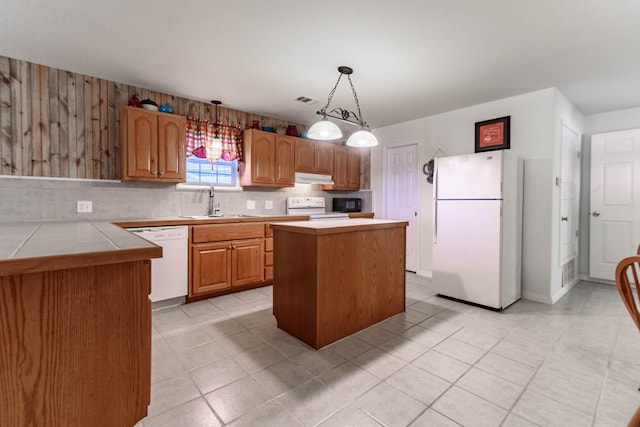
[[0, 176, 371, 222]]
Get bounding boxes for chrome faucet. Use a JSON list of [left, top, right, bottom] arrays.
[[208, 185, 221, 216]]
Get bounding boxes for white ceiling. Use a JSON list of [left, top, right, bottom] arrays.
[[1, 0, 640, 130]]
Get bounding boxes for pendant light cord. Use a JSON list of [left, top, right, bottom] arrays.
[[346, 74, 366, 129], [317, 69, 368, 129], [319, 73, 344, 117], [211, 100, 221, 139]]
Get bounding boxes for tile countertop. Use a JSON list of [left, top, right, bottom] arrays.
[[0, 213, 375, 276], [114, 212, 374, 228], [0, 221, 162, 276], [269, 218, 408, 236]]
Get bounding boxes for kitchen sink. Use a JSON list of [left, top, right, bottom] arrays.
[[180, 214, 260, 219]]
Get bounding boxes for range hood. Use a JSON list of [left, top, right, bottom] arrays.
[[295, 172, 334, 185]]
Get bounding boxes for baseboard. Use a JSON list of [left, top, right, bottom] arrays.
[[522, 291, 553, 304], [550, 277, 579, 303], [579, 274, 615, 286], [522, 277, 580, 305], [417, 269, 432, 278]]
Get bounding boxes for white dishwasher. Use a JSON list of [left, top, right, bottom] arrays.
[[127, 226, 188, 304]]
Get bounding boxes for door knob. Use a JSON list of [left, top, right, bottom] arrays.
[[561, 216, 568, 221], [592, 211, 600, 217]]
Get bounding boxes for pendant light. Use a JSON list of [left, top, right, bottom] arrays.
[[206, 100, 224, 162], [308, 66, 378, 147]]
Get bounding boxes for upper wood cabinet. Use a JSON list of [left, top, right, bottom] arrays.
[[240, 130, 295, 187], [121, 107, 186, 182], [294, 139, 334, 175], [323, 145, 361, 191]]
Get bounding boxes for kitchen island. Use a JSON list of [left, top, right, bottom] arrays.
[[0, 221, 161, 427], [271, 218, 408, 349]]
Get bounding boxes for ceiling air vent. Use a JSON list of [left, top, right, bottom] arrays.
[[293, 96, 318, 105]]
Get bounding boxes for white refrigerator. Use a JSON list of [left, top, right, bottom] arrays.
[[433, 150, 523, 310]]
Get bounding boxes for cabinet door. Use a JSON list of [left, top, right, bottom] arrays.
[[125, 108, 158, 179], [314, 142, 334, 175], [232, 238, 264, 287], [332, 146, 349, 188], [157, 114, 186, 182], [251, 132, 276, 185], [274, 135, 295, 186], [294, 139, 315, 172], [192, 242, 232, 294], [346, 148, 361, 190]]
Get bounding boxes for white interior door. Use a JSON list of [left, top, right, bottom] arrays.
[[386, 144, 419, 272], [590, 129, 640, 281], [559, 125, 580, 266]]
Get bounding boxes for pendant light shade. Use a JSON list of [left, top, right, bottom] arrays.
[[307, 118, 343, 140], [308, 66, 377, 147], [346, 130, 378, 148]]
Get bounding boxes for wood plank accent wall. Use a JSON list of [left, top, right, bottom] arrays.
[[0, 56, 309, 180]]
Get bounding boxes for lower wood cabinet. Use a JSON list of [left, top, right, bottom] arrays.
[[188, 219, 309, 301], [264, 223, 274, 281], [192, 238, 264, 296], [232, 238, 264, 286], [192, 242, 232, 294], [190, 223, 265, 299]]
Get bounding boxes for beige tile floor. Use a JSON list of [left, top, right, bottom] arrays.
[[137, 274, 640, 427]]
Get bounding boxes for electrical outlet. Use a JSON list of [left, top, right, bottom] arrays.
[[265, 200, 273, 209], [77, 200, 93, 213], [247, 200, 256, 210]]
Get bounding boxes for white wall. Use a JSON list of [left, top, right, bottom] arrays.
[[372, 88, 577, 302]]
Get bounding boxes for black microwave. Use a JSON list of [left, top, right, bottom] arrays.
[[332, 198, 362, 212]]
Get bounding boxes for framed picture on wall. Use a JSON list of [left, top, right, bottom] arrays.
[[475, 116, 510, 152]]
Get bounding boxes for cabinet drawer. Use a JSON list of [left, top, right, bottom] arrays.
[[265, 223, 273, 237], [193, 223, 264, 243], [265, 251, 273, 266], [265, 237, 273, 252], [265, 265, 273, 281]]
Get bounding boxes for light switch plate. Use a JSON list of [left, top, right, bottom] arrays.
[[247, 200, 256, 210], [265, 200, 273, 209], [77, 200, 93, 213]]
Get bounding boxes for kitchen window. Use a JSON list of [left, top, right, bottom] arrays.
[[186, 155, 237, 186], [185, 117, 242, 187]]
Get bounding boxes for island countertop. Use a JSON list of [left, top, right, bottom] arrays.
[[0, 221, 162, 276], [269, 218, 408, 235]]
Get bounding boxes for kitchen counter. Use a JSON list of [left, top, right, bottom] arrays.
[[0, 220, 159, 426], [114, 211, 374, 228], [269, 218, 406, 235], [271, 218, 408, 349], [0, 221, 162, 276]]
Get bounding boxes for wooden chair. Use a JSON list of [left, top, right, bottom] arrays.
[[616, 255, 640, 330], [615, 254, 640, 427]]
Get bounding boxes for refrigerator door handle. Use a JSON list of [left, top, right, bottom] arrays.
[[433, 200, 438, 244], [433, 164, 438, 244]]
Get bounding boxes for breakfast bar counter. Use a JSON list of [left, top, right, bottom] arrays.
[[270, 218, 408, 349], [0, 221, 161, 427]]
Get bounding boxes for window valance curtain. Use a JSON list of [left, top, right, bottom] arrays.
[[186, 117, 243, 162]]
